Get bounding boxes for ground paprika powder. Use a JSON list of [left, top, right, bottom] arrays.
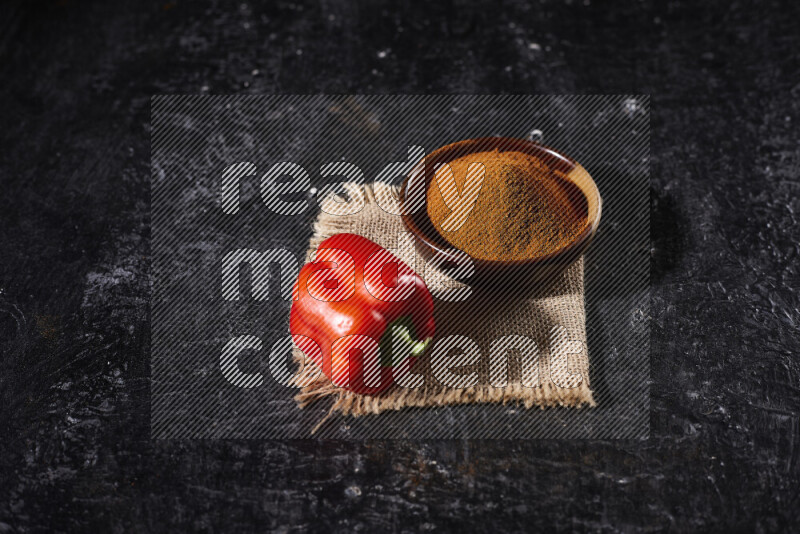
[[426, 148, 589, 261]]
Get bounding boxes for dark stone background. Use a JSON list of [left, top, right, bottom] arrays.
[[0, 0, 798, 531]]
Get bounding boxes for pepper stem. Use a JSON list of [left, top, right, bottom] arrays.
[[379, 316, 432, 367]]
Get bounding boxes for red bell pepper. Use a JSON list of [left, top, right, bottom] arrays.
[[290, 233, 435, 395]]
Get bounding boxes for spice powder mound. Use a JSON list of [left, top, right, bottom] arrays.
[[426, 148, 589, 261]]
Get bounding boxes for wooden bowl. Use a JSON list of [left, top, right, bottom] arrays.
[[399, 136, 602, 288]]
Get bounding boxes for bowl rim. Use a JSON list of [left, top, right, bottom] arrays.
[[398, 136, 603, 270]]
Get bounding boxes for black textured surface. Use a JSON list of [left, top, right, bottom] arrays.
[[1, 0, 798, 531]]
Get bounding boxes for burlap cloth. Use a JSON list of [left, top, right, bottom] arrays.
[[293, 182, 595, 422]]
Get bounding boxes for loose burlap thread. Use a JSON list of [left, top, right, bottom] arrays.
[[293, 182, 595, 424]]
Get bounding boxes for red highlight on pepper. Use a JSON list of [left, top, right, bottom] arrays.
[[290, 233, 436, 395]]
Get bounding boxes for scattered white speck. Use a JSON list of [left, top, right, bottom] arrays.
[[309, 187, 318, 195], [328, 14, 335, 21], [296, 49, 303, 56], [200, 85, 209, 92], [345, 485, 362, 498], [242, 22, 250, 29], [528, 42, 541, 51], [251, 68, 260, 76], [243, 81, 250, 88], [654, 16, 661, 24], [377, 49, 390, 59], [504, 65, 512, 72], [623, 97, 641, 117], [528, 128, 544, 141]]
